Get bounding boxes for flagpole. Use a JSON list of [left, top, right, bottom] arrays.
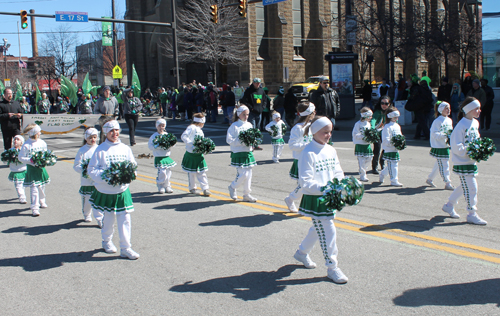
[[17, 21, 22, 76]]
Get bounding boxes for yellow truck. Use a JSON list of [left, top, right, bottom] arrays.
[[291, 75, 328, 101]]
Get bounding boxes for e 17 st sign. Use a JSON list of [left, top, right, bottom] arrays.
[[55, 11, 88, 22]]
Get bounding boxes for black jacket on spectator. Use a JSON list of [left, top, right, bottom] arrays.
[[309, 85, 340, 119], [241, 85, 266, 115]]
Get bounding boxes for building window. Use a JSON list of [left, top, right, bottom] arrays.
[[331, 0, 339, 49], [256, 3, 269, 59], [292, 0, 303, 56]]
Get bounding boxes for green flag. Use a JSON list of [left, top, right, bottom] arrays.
[[131, 64, 141, 98], [90, 85, 101, 97], [35, 83, 42, 104], [82, 73, 92, 96], [15, 79, 23, 101], [0, 80, 4, 96], [60, 75, 78, 107]]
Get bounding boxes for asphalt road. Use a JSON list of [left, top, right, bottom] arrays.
[[1, 108, 500, 315]]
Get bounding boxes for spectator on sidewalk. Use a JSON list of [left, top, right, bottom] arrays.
[[0, 87, 23, 150], [480, 79, 495, 131]]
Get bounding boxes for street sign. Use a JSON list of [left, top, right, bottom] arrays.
[[263, 0, 287, 5], [55, 11, 88, 22], [112, 65, 123, 79], [4, 79, 10, 87]]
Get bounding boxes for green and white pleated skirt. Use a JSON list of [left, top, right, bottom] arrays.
[[79, 185, 95, 196], [271, 138, 285, 145], [355, 144, 374, 158], [230, 152, 257, 168], [182, 151, 208, 172], [453, 164, 477, 176], [8, 170, 26, 184], [289, 159, 299, 179], [299, 194, 336, 219], [90, 188, 134, 213], [383, 151, 400, 162], [430, 147, 450, 159], [154, 156, 177, 168], [23, 165, 50, 187]]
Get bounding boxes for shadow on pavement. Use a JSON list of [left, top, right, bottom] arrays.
[[209, 150, 232, 155], [0, 208, 31, 218], [153, 199, 231, 212], [199, 213, 293, 228], [364, 185, 430, 195], [393, 278, 500, 307], [360, 216, 466, 233], [0, 249, 117, 272], [170, 264, 327, 301], [257, 158, 294, 165], [132, 192, 187, 204], [2, 219, 96, 236]]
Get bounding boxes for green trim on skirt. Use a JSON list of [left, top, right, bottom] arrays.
[[453, 164, 477, 176], [154, 156, 177, 168], [355, 144, 374, 157], [230, 151, 257, 168], [271, 138, 285, 145], [24, 165, 50, 187], [430, 147, 450, 158], [289, 159, 299, 179], [8, 170, 26, 184], [383, 151, 400, 161], [299, 194, 337, 219], [181, 151, 208, 172], [90, 188, 134, 213], [79, 185, 95, 196]]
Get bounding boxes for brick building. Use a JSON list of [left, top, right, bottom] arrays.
[[124, 0, 482, 93]]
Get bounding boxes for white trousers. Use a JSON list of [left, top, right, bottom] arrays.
[[381, 161, 399, 182], [101, 211, 132, 250], [448, 174, 478, 213], [188, 171, 209, 191], [298, 218, 338, 269], [288, 181, 303, 202], [15, 182, 26, 201], [272, 144, 284, 161], [357, 156, 371, 179], [30, 185, 46, 211], [230, 167, 253, 196], [81, 195, 104, 221], [157, 167, 172, 189], [428, 158, 451, 183]]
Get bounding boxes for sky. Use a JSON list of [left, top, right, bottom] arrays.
[[0, 0, 499, 58], [0, 0, 126, 58]]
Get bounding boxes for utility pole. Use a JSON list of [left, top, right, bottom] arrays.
[[346, 0, 352, 52], [171, 0, 180, 89], [112, 0, 120, 86], [389, 0, 394, 85], [17, 21, 22, 76]]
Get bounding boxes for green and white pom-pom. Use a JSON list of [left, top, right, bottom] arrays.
[[391, 134, 407, 150], [467, 137, 496, 162], [193, 135, 216, 155], [1, 148, 20, 164], [269, 125, 279, 137], [153, 133, 177, 150], [238, 128, 263, 147], [362, 128, 381, 144], [440, 125, 453, 146], [319, 176, 365, 213], [30, 150, 57, 168], [81, 158, 91, 179], [101, 161, 137, 186], [281, 124, 287, 135]]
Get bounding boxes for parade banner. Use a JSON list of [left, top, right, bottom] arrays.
[[22, 114, 101, 135]]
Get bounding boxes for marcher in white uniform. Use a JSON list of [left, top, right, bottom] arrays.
[[352, 107, 374, 182], [284, 101, 315, 213], [181, 113, 210, 196], [265, 112, 287, 163], [442, 97, 487, 225], [426, 101, 455, 190], [379, 108, 404, 187], [4, 135, 27, 204], [147, 118, 176, 194], [73, 128, 104, 225], [88, 120, 140, 259], [226, 106, 258, 202], [293, 116, 348, 284], [18, 124, 50, 216]]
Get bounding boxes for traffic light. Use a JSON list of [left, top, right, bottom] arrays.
[[210, 5, 218, 24], [239, 0, 247, 18], [20, 10, 28, 29]]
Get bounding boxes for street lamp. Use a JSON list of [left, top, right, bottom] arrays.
[[2, 38, 11, 80]]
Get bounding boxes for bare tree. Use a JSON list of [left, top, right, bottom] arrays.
[[425, 11, 457, 79], [160, 0, 247, 85], [456, 12, 479, 81]]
